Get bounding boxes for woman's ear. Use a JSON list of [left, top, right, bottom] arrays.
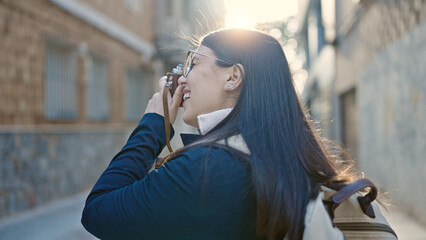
[[224, 64, 244, 91]]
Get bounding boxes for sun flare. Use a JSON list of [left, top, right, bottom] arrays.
[[226, 15, 256, 29], [223, 0, 306, 94], [224, 0, 298, 29]]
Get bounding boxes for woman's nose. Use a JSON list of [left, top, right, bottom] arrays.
[[178, 75, 186, 85]]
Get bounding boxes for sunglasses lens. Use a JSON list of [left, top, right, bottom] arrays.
[[183, 52, 193, 76]]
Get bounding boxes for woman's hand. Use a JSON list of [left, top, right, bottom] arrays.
[[144, 76, 183, 124]]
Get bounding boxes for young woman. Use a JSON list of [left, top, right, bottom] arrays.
[[82, 29, 353, 240]]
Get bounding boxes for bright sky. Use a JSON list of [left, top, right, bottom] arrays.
[[224, 0, 298, 29], [224, 0, 306, 94]]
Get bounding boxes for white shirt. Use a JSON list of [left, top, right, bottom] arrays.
[[197, 108, 233, 135]]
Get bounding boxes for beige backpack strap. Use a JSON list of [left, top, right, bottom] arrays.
[[303, 192, 345, 240], [216, 135, 251, 155], [324, 179, 377, 219]]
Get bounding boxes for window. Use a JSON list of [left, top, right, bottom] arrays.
[[126, 0, 140, 11], [45, 39, 78, 120], [166, 0, 173, 16], [125, 68, 152, 121], [340, 88, 358, 160], [307, 2, 326, 65], [87, 53, 109, 121]]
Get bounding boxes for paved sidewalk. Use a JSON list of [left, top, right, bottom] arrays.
[[0, 191, 96, 240], [386, 205, 426, 240], [0, 191, 425, 240]]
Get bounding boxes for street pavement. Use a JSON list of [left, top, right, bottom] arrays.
[[0, 191, 425, 240], [0, 191, 96, 240], [386, 206, 426, 240]]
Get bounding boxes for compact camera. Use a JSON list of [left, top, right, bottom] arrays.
[[165, 64, 183, 106]]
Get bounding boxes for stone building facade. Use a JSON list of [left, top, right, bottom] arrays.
[[0, 0, 226, 220], [0, 0, 156, 219], [299, 0, 426, 224]]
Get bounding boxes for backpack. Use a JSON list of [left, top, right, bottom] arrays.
[[217, 135, 398, 240], [303, 179, 397, 239]]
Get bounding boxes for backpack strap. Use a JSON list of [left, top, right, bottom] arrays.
[[216, 135, 251, 155], [323, 178, 377, 219]]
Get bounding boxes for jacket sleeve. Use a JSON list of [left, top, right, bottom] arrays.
[[81, 113, 253, 240], [81, 112, 173, 238], [84, 113, 172, 204]]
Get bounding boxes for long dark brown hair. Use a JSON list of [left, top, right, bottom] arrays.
[[159, 29, 357, 239]]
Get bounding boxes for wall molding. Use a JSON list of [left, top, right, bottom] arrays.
[[49, 0, 155, 60]]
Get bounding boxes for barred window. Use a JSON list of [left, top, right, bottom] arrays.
[[125, 68, 152, 121], [87, 53, 109, 121], [45, 39, 78, 120]]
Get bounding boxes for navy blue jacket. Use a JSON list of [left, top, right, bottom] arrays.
[[81, 113, 260, 240]]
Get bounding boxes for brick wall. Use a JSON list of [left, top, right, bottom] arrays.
[[0, 0, 154, 125], [0, 0, 156, 219], [81, 0, 155, 42]]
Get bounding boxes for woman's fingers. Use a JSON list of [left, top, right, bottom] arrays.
[[145, 76, 183, 124], [172, 85, 183, 109], [144, 79, 166, 116], [168, 85, 183, 124], [158, 76, 167, 90]]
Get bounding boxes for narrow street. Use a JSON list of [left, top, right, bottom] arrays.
[[0, 192, 95, 240]]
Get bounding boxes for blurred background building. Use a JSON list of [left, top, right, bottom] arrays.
[[298, 0, 426, 225], [0, 0, 156, 220], [155, 0, 225, 69], [154, 0, 226, 153], [0, 0, 224, 220]]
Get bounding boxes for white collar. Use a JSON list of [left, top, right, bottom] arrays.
[[197, 108, 233, 135]]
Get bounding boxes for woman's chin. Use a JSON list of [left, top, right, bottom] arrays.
[[182, 113, 198, 128]]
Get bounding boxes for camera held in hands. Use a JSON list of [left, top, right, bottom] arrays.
[[162, 64, 183, 153], [165, 64, 183, 107]]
